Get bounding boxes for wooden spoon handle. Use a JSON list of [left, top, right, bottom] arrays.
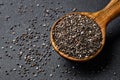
[[94, 0, 120, 27]]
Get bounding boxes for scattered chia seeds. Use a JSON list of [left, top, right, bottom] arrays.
[[52, 13, 102, 59]]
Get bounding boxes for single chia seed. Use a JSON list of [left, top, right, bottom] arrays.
[[52, 13, 102, 59]]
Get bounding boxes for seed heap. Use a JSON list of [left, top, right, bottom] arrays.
[[52, 14, 102, 59]]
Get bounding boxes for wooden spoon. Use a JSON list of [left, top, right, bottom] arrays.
[[50, 0, 120, 62]]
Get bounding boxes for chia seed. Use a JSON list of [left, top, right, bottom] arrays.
[[72, 8, 77, 12], [52, 13, 102, 59], [50, 73, 53, 77]]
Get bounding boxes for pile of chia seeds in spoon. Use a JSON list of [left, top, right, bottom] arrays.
[[52, 13, 102, 59]]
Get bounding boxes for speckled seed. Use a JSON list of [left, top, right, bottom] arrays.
[[50, 74, 53, 77]]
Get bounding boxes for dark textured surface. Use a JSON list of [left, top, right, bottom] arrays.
[[0, 0, 120, 80]]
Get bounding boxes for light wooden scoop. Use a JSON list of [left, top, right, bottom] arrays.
[[50, 0, 120, 62]]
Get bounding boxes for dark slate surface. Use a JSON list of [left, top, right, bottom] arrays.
[[0, 0, 120, 80]]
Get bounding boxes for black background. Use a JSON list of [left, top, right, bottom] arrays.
[[0, 0, 120, 80]]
